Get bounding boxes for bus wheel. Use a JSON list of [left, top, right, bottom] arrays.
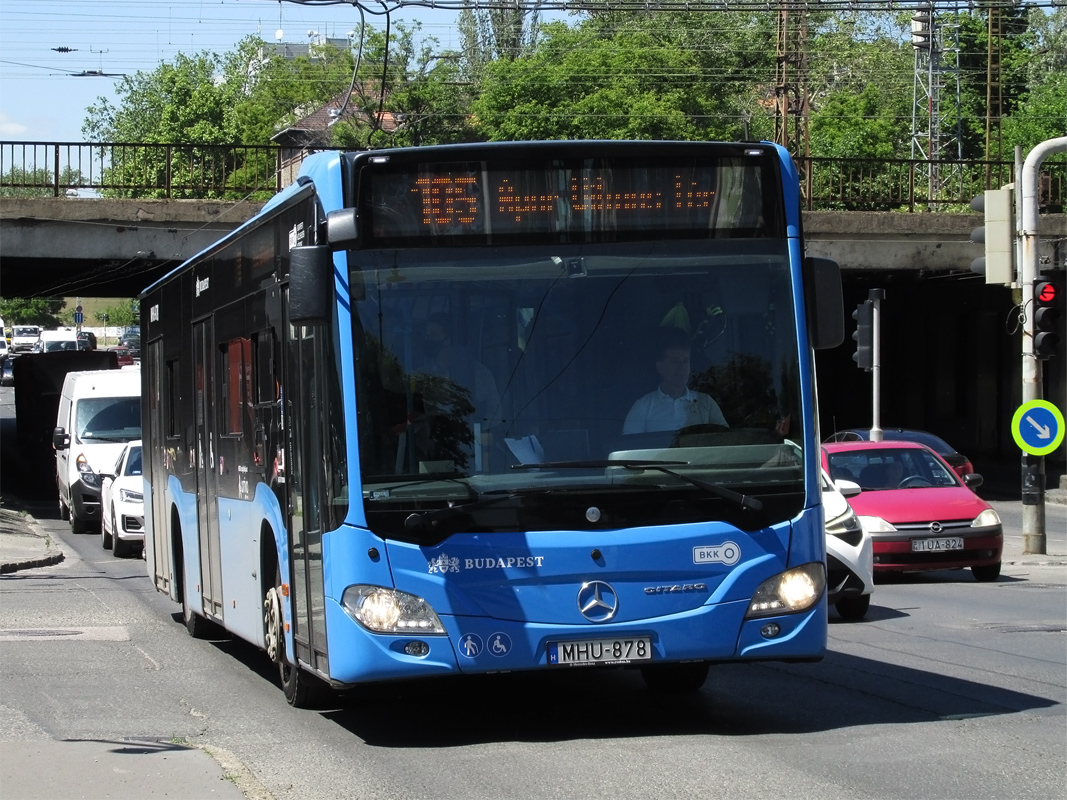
[[640, 662, 710, 693], [58, 488, 70, 521], [266, 570, 328, 709], [264, 584, 283, 663], [182, 589, 212, 639]]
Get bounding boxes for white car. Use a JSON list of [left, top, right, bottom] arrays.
[[100, 440, 145, 558], [822, 469, 874, 620]]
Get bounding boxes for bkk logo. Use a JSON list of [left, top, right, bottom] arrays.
[[692, 541, 741, 565]]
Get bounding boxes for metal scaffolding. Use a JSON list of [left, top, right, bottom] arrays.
[[910, 2, 963, 202]]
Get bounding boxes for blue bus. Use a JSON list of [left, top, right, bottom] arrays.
[[141, 141, 843, 707]]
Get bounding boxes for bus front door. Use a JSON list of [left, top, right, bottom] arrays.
[[282, 315, 329, 675]]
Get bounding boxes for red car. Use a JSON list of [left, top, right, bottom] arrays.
[[821, 441, 1002, 582], [107, 345, 134, 367]]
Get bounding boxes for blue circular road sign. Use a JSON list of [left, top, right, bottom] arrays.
[[1011, 400, 1064, 456]]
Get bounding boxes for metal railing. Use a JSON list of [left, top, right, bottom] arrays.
[[1, 141, 1064, 211]]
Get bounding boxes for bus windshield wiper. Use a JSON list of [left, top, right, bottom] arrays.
[[511, 459, 763, 512], [403, 490, 535, 531]]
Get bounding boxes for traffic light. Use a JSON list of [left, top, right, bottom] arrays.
[[852, 300, 873, 370], [970, 186, 1014, 286], [1033, 280, 1060, 359]]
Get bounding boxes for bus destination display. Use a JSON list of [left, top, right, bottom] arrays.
[[364, 157, 777, 244]]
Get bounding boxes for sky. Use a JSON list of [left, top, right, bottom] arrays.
[[0, 0, 474, 143]]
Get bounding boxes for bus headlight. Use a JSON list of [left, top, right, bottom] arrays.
[[744, 562, 825, 619], [341, 585, 446, 635]]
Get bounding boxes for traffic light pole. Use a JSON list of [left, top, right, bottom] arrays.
[[870, 289, 884, 443], [1018, 136, 1067, 555]]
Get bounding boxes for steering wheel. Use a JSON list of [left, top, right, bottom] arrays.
[[898, 475, 932, 488]]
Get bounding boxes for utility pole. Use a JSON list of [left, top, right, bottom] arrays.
[[1019, 136, 1067, 555]]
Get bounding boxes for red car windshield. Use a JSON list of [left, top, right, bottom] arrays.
[[826, 447, 958, 490]]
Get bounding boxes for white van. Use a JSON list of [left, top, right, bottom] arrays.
[[12, 324, 41, 353], [53, 369, 142, 533], [38, 328, 86, 353]]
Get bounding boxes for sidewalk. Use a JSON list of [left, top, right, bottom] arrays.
[[0, 502, 271, 800], [0, 503, 64, 573]]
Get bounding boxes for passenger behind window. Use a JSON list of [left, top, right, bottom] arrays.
[[622, 326, 728, 435], [421, 312, 501, 426]]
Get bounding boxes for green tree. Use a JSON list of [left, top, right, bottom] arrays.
[[472, 21, 711, 141], [1001, 8, 1067, 155], [0, 297, 66, 327], [0, 166, 88, 198], [82, 36, 358, 198], [329, 23, 475, 148], [807, 12, 913, 159], [458, 0, 541, 88]]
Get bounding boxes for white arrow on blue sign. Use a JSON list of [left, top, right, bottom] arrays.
[[1011, 400, 1065, 456]]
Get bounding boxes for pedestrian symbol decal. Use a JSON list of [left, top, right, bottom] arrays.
[[460, 633, 482, 658]]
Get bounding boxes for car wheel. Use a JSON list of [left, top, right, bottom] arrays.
[[640, 662, 710, 693], [101, 511, 113, 550], [835, 594, 871, 621], [70, 513, 89, 534], [112, 514, 132, 558], [58, 489, 70, 522], [972, 562, 1001, 582]]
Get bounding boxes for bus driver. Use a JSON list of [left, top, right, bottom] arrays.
[[622, 326, 728, 434]]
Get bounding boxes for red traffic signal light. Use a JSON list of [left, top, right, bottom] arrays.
[[1033, 280, 1060, 360]]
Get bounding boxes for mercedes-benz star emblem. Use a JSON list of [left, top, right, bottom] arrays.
[[577, 580, 618, 622]]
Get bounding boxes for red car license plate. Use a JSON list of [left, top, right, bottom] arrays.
[[911, 536, 964, 552]]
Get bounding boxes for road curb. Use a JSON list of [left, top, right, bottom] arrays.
[[0, 548, 64, 574]]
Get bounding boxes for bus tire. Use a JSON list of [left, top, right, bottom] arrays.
[[181, 573, 213, 639], [640, 662, 710, 693], [266, 568, 329, 709]]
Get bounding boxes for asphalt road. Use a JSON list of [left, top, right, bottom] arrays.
[[2, 381, 1065, 800]]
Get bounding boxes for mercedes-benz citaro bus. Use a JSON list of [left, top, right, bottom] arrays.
[[140, 141, 843, 707]]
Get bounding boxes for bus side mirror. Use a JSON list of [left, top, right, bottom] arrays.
[[53, 427, 69, 450], [289, 245, 333, 326], [803, 256, 844, 350], [326, 208, 358, 250]]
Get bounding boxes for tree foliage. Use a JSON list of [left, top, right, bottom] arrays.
[[0, 297, 66, 326], [70, 9, 1065, 172]]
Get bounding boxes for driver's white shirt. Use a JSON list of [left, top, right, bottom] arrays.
[[622, 387, 727, 434]]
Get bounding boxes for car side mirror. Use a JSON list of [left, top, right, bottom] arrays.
[[962, 473, 983, 489], [834, 478, 862, 498], [52, 427, 69, 450]]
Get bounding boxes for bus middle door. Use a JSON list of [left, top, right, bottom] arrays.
[[193, 319, 224, 621]]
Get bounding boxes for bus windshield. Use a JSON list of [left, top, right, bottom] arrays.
[[352, 239, 803, 540]]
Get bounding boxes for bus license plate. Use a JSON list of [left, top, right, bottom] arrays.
[[912, 536, 964, 552], [548, 637, 652, 666]]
